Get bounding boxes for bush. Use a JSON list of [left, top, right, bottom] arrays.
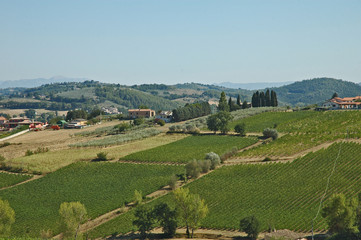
[[168, 125, 176, 132], [34, 147, 49, 154], [197, 160, 211, 173], [263, 157, 272, 162], [185, 160, 201, 179], [234, 123, 246, 136], [133, 118, 145, 126], [154, 118, 165, 126], [25, 150, 34, 156], [0, 155, 5, 162], [263, 128, 278, 140], [95, 152, 108, 161], [240, 215, 261, 240], [114, 123, 130, 133], [220, 147, 238, 162], [134, 190, 143, 206], [205, 152, 221, 170], [168, 175, 178, 190]]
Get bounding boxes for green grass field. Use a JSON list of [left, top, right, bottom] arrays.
[[0, 162, 183, 237], [89, 142, 361, 237], [229, 110, 318, 132], [0, 172, 31, 189], [122, 135, 258, 163]]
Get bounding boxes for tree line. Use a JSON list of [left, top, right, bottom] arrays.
[[251, 90, 278, 107], [172, 102, 211, 122]]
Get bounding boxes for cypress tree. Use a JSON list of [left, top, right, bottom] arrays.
[[218, 91, 230, 112], [242, 100, 248, 109], [251, 93, 257, 108], [271, 90, 278, 107], [260, 92, 266, 107], [228, 97, 233, 111], [265, 89, 271, 106], [236, 94, 241, 106]]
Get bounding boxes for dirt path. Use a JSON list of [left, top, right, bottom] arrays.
[[0, 173, 42, 191], [0, 129, 30, 142]]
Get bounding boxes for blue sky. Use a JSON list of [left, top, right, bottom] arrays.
[[0, 0, 360, 85]]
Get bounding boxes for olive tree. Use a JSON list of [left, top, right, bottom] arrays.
[[240, 215, 260, 240], [59, 202, 87, 239]]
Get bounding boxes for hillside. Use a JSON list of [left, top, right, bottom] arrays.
[[272, 77, 361, 106]]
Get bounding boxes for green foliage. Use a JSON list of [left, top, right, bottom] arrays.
[[0, 198, 15, 236], [252, 90, 277, 107], [95, 152, 108, 161], [205, 152, 221, 170], [207, 111, 233, 134], [218, 91, 229, 112], [0, 125, 28, 140], [24, 109, 36, 119], [152, 203, 177, 238], [185, 160, 201, 179], [168, 175, 178, 190], [172, 102, 211, 122], [0, 162, 182, 237], [25, 150, 33, 156], [59, 202, 87, 239], [0, 173, 31, 189], [133, 205, 154, 239], [66, 109, 87, 121], [173, 188, 208, 238], [322, 194, 358, 234], [133, 117, 145, 126], [263, 128, 278, 140], [0, 155, 5, 162], [240, 215, 260, 240], [122, 135, 257, 163], [154, 118, 165, 126], [134, 190, 143, 206], [234, 123, 246, 135]]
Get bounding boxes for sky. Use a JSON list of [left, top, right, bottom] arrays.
[[0, 0, 360, 85]]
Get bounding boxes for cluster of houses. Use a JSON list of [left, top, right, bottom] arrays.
[[322, 96, 361, 110], [0, 117, 46, 131]]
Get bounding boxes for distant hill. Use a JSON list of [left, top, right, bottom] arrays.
[[215, 81, 294, 90], [0, 76, 89, 88], [272, 78, 361, 106]]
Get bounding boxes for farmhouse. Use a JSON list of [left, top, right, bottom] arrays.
[[128, 109, 155, 118], [65, 118, 87, 129], [156, 111, 173, 122], [322, 96, 361, 109]]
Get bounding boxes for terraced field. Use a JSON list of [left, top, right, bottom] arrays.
[[122, 135, 258, 163], [0, 172, 31, 189], [0, 162, 183, 237], [89, 142, 361, 238]]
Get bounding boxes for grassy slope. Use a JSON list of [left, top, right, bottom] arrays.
[[0, 162, 183, 237], [0, 172, 31, 188], [90, 142, 361, 237], [122, 135, 258, 163]]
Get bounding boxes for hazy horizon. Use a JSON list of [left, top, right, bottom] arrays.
[[1, 0, 360, 85]]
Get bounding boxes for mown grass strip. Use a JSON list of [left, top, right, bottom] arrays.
[[0, 172, 31, 189]]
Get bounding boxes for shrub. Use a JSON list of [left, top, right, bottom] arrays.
[[95, 152, 108, 161], [134, 190, 143, 206], [154, 118, 165, 126], [185, 160, 201, 179], [220, 147, 238, 162], [133, 118, 145, 126], [114, 123, 130, 133], [168, 125, 176, 132], [263, 157, 272, 162], [205, 152, 221, 170], [234, 123, 246, 136], [197, 160, 211, 173], [25, 150, 34, 156], [0, 154, 5, 162], [0, 142, 11, 148], [34, 147, 49, 154], [168, 175, 178, 190], [263, 128, 278, 140]]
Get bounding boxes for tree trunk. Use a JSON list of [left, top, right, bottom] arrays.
[[186, 225, 190, 238], [191, 229, 194, 238]]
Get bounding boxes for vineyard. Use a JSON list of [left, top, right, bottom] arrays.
[[238, 110, 361, 157], [122, 135, 258, 163], [0, 162, 183, 237], [89, 142, 361, 237], [0, 172, 31, 188]]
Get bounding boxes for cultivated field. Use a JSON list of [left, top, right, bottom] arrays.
[[0, 162, 183, 237], [0, 172, 31, 189], [122, 135, 258, 163], [89, 142, 361, 238]]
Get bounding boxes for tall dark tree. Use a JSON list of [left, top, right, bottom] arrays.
[[265, 89, 271, 107], [242, 100, 248, 109], [251, 93, 257, 108], [271, 90, 278, 107], [260, 92, 266, 107], [236, 94, 241, 106], [332, 92, 338, 99], [218, 91, 230, 112]]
